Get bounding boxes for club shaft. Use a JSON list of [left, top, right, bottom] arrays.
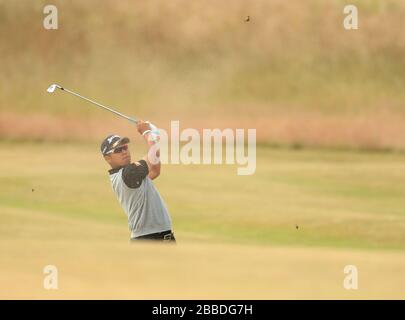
[[61, 87, 137, 124]]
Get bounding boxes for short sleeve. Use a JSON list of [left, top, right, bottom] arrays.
[[121, 160, 149, 189]]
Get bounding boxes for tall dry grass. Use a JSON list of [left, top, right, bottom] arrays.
[[1, 0, 405, 149]]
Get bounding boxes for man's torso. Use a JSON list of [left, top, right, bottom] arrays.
[[109, 161, 172, 238]]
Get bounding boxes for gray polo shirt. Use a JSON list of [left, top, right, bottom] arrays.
[[108, 160, 172, 238]]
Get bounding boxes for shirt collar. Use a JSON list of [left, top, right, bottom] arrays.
[[108, 166, 124, 175]]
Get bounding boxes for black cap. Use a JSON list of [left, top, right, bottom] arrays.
[[100, 134, 130, 155]]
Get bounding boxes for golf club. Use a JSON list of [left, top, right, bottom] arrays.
[[46, 83, 138, 124]]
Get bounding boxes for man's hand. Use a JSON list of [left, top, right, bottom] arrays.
[[136, 120, 152, 136], [137, 119, 161, 180]]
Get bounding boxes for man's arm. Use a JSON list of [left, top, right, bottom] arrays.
[[121, 161, 149, 188], [136, 120, 161, 180]]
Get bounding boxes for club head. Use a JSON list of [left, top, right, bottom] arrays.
[[47, 84, 61, 93]]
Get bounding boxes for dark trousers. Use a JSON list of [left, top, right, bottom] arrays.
[[131, 230, 176, 243]]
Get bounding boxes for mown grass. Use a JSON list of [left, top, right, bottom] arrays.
[[1, 142, 405, 299], [1, 142, 405, 250]]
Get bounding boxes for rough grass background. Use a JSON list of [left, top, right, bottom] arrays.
[[1, 0, 405, 149]]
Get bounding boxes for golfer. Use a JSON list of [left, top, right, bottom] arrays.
[[101, 120, 175, 242]]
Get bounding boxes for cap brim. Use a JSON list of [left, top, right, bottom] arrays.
[[111, 137, 130, 149]]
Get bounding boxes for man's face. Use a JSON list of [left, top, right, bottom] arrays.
[[104, 144, 131, 168]]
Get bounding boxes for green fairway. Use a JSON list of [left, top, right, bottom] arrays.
[[1, 142, 405, 299], [1, 142, 405, 249]]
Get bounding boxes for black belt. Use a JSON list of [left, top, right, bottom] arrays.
[[131, 230, 176, 242]]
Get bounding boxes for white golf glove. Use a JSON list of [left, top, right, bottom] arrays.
[[144, 121, 160, 142]]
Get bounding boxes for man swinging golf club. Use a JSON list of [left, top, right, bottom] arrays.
[[47, 84, 175, 242], [101, 121, 176, 242]]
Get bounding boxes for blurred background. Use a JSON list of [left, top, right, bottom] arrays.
[[2, 0, 405, 149], [1, 0, 405, 299]]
